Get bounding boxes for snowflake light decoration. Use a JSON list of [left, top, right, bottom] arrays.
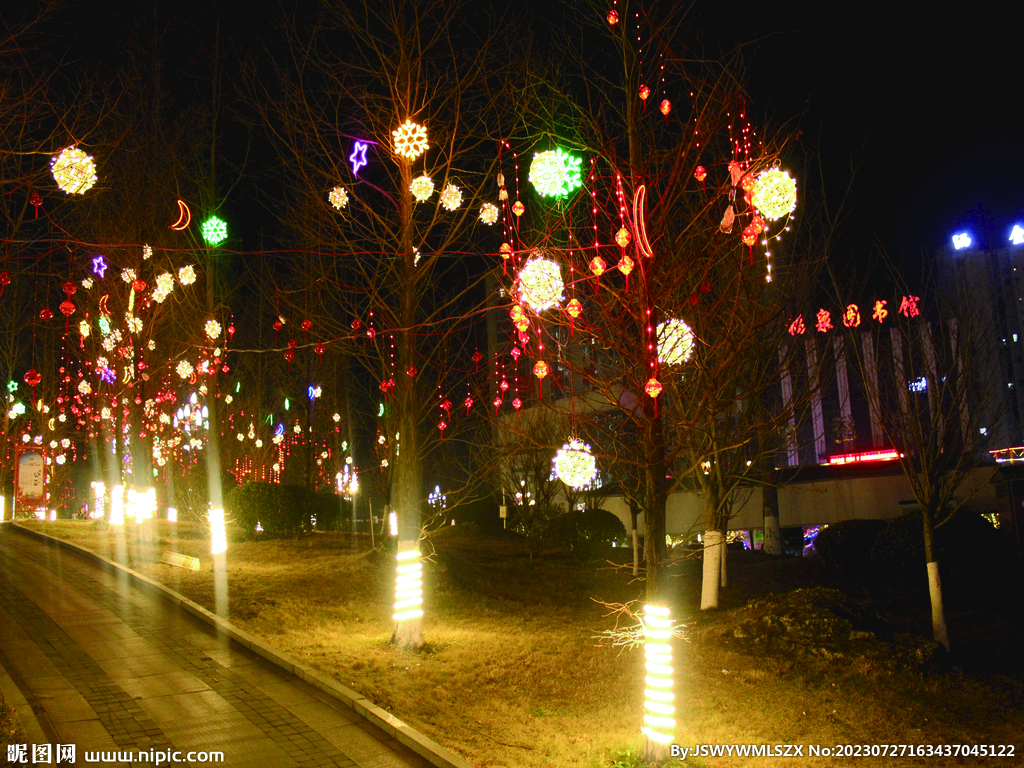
[[329, 187, 349, 210], [121, 268, 136, 283], [479, 203, 498, 224], [176, 360, 194, 380], [153, 273, 174, 303], [201, 216, 228, 246], [517, 255, 564, 312], [528, 148, 583, 198], [178, 265, 196, 285], [205, 320, 222, 340], [552, 438, 597, 489], [750, 169, 797, 221], [51, 147, 97, 194], [657, 318, 695, 366], [81, 278, 94, 290], [410, 175, 434, 202], [77, 380, 92, 395], [78, 320, 90, 337], [392, 120, 429, 160], [439, 183, 462, 211], [126, 315, 143, 334]]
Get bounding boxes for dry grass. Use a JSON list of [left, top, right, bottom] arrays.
[[18, 520, 1024, 768], [1, 690, 27, 766]]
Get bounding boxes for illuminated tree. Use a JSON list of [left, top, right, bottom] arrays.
[[249, 0, 522, 649]]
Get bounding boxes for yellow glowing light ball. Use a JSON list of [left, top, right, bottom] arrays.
[[616, 227, 631, 248], [410, 174, 434, 202], [205, 320, 222, 340], [517, 254, 564, 312], [439, 183, 462, 211], [78, 320, 90, 338], [750, 169, 797, 221], [392, 120, 429, 160], [51, 146, 97, 194], [552, 438, 597, 489], [176, 360, 194, 379], [479, 202, 499, 224], [178, 265, 196, 286], [590, 256, 606, 276], [329, 186, 349, 210], [656, 318, 694, 366]]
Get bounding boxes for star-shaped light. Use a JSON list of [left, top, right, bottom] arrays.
[[92, 255, 108, 278], [349, 141, 369, 175]]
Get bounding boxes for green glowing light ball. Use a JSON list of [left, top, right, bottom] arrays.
[[201, 216, 228, 246], [529, 148, 583, 198]]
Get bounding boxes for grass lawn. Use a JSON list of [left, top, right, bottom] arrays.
[[16, 519, 1024, 768]]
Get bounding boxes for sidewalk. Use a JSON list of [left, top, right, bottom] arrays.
[[0, 524, 440, 768]]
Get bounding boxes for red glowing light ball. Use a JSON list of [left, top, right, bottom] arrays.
[[590, 256, 606, 276], [566, 298, 582, 319], [741, 225, 758, 247], [40, 308, 54, 321], [659, 99, 671, 116], [694, 166, 707, 182], [534, 360, 549, 379], [607, 9, 619, 25], [638, 85, 650, 101], [644, 377, 662, 398], [24, 369, 42, 388]]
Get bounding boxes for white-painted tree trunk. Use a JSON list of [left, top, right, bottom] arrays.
[[701, 530, 724, 609], [927, 561, 949, 650], [763, 515, 782, 555], [632, 527, 639, 576]]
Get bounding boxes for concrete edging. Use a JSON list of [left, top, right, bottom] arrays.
[[9, 523, 474, 768]]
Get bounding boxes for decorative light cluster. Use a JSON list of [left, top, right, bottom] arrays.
[[517, 254, 564, 312], [329, 186, 349, 210], [439, 183, 462, 211], [479, 202, 499, 224], [201, 216, 228, 246], [121, 268, 136, 283], [528, 148, 583, 198], [410, 174, 434, 202], [176, 360, 194, 379], [952, 232, 972, 250], [552, 438, 597, 489], [126, 315, 143, 334], [178, 265, 196, 285], [750, 169, 797, 221], [51, 146, 97, 194], [153, 272, 175, 303], [657, 318, 695, 366], [393, 549, 424, 621], [392, 120, 429, 160], [205, 320, 222, 340], [641, 604, 675, 745]]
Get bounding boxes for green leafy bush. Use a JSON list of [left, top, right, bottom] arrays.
[[549, 508, 627, 561]]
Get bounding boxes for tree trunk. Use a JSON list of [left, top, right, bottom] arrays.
[[720, 531, 728, 588], [762, 480, 782, 555], [630, 500, 640, 576], [922, 505, 949, 649], [701, 487, 723, 610]]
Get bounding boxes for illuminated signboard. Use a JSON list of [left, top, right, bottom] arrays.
[[828, 449, 900, 466]]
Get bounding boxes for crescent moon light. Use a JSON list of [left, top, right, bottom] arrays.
[[633, 184, 653, 259], [169, 199, 191, 231], [98, 294, 110, 316]]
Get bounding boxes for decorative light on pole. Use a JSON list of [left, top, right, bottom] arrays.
[[641, 604, 675, 746], [393, 549, 424, 621]]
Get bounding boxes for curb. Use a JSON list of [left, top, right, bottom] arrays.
[[9, 523, 475, 768]]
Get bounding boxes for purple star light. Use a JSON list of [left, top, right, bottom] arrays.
[[349, 141, 369, 175], [92, 255, 108, 278]]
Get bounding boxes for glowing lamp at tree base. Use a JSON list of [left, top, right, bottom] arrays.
[[393, 549, 424, 621], [553, 438, 597, 489], [641, 604, 675, 745]]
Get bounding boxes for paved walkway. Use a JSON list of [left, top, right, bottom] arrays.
[[0, 525, 433, 768]]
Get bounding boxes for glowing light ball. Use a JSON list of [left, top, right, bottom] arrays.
[[205, 320, 222, 340], [657, 318, 694, 366], [741, 224, 757, 246], [645, 377, 662, 398], [553, 438, 597, 489], [439, 183, 462, 211], [479, 202, 499, 224], [143, 244, 153, 260], [392, 120, 429, 160], [616, 227, 631, 247], [517, 255, 564, 311], [750, 169, 797, 221], [590, 256, 606, 276], [79, 320, 90, 337], [178, 265, 196, 285], [533, 360, 549, 379], [51, 147, 97, 194], [77, 380, 92, 395], [176, 360, 194, 379], [153, 272, 174, 303], [126, 316, 143, 334], [410, 174, 434, 202], [639, 85, 650, 101], [607, 9, 619, 24], [329, 186, 349, 209], [694, 166, 707, 182], [618, 254, 634, 276], [201, 216, 228, 245], [529, 149, 583, 198]]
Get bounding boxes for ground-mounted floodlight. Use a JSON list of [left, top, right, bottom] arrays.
[[167, 506, 177, 523], [91, 481, 105, 520], [393, 549, 424, 622]]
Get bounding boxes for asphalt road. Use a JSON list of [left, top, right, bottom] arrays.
[[0, 524, 434, 768]]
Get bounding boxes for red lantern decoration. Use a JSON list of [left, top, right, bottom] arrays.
[[607, 9, 619, 25], [512, 397, 522, 411], [464, 394, 473, 414], [228, 324, 236, 338], [741, 224, 758, 247], [283, 350, 295, 368], [660, 99, 671, 116], [407, 365, 417, 379], [0, 272, 9, 297], [510, 346, 521, 362], [615, 227, 631, 248], [315, 341, 325, 363], [63, 280, 76, 297], [694, 166, 707, 183], [438, 420, 447, 436], [638, 85, 650, 101], [273, 319, 283, 333], [132, 279, 146, 293], [590, 256, 606, 276], [301, 319, 312, 338], [534, 360, 548, 378], [493, 396, 502, 412], [566, 298, 582, 319], [24, 369, 41, 388], [512, 201, 525, 217], [40, 307, 54, 321], [618, 255, 634, 277], [644, 377, 662, 413], [59, 300, 75, 332]]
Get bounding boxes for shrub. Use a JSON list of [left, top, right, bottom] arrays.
[[226, 482, 344, 538], [813, 518, 887, 586], [549, 508, 627, 562]]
